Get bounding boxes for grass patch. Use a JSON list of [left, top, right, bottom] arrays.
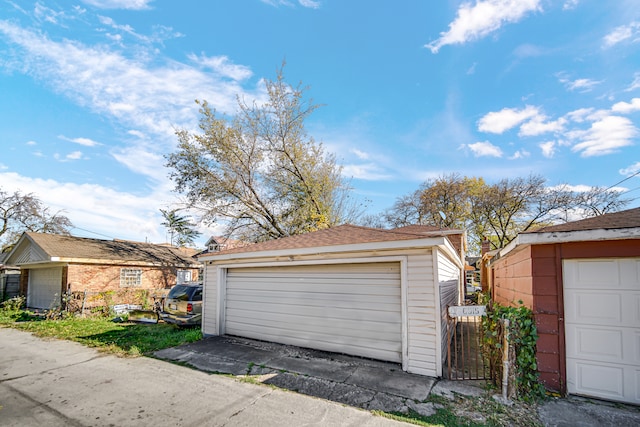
[[376, 393, 543, 427], [1, 309, 202, 356], [377, 408, 486, 427]]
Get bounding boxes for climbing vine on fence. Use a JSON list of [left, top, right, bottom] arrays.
[[482, 301, 546, 402]]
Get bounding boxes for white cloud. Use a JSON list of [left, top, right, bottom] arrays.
[[509, 149, 530, 160], [260, 0, 320, 8], [0, 20, 261, 180], [565, 108, 594, 123], [539, 141, 556, 158], [611, 98, 640, 114], [563, 0, 580, 10], [350, 148, 370, 160], [111, 145, 169, 184], [59, 135, 101, 147], [519, 116, 566, 136], [342, 163, 391, 181], [556, 72, 602, 92], [81, 0, 153, 10], [478, 105, 540, 134], [467, 141, 503, 157], [620, 162, 640, 176], [603, 21, 640, 48], [0, 163, 7, 170], [26, 140, 37, 146], [626, 72, 640, 92], [567, 78, 602, 92], [298, 0, 321, 8], [426, 0, 542, 53], [54, 151, 84, 162], [187, 54, 253, 81], [569, 115, 638, 157], [0, 171, 173, 243]]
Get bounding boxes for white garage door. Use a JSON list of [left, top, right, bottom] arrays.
[[564, 258, 640, 405], [224, 262, 402, 362], [28, 267, 63, 309]]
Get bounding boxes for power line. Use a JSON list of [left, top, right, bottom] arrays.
[[605, 169, 640, 191], [70, 226, 115, 240]]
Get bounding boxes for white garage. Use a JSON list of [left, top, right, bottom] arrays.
[[564, 258, 640, 405], [224, 262, 402, 362], [28, 267, 63, 309], [200, 224, 465, 377]]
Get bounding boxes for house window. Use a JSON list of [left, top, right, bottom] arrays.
[[177, 270, 192, 284], [120, 268, 142, 287]]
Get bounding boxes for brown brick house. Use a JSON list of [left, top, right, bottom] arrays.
[[488, 207, 640, 405], [5, 232, 201, 310]]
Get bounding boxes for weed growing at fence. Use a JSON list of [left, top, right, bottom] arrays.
[[482, 301, 546, 402]]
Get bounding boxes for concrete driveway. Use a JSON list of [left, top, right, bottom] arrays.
[[0, 328, 409, 426]]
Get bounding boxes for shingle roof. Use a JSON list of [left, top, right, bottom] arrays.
[[525, 207, 640, 234], [25, 232, 200, 266], [206, 224, 462, 256]]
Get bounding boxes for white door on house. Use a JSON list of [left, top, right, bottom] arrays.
[[563, 258, 640, 405], [224, 262, 403, 363], [28, 267, 63, 309]]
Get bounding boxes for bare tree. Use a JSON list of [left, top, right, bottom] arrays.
[[1, 188, 73, 252], [575, 187, 630, 217]]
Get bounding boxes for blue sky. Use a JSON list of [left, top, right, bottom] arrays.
[[1, 0, 639, 246]]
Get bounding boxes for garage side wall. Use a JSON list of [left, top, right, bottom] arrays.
[[436, 249, 460, 372], [492, 246, 534, 308], [202, 263, 218, 335], [406, 251, 438, 376]]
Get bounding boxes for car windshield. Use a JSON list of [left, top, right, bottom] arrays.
[[167, 285, 199, 301]]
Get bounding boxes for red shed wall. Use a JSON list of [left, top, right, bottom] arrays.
[[491, 245, 534, 308], [492, 238, 640, 395]]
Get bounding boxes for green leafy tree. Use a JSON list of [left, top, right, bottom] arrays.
[[0, 187, 73, 252], [160, 208, 201, 247], [166, 66, 363, 242]]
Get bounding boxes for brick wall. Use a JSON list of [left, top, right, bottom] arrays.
[[66, 264, 199, 308], [530, 244, 562, 392], [492, 245, 533, 308]]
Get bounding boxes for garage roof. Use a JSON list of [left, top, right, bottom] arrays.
[[496, 207, 640, 259], [525, 207, 640, 233], [200, 224, 464, 260]]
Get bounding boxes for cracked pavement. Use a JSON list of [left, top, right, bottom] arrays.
[[0, 328, 409, 426]]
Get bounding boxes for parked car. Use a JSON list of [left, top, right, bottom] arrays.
[[160, 283, 203, 326]]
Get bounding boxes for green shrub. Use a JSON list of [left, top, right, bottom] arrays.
[[0, 296, 26, 312], [482, 301, 546, 402]]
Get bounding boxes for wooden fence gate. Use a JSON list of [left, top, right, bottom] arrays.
[[446, 305, 490, 380]]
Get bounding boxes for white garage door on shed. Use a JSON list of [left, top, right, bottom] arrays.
[[28, 267, 62, 309], [563, 258, 640, 405], [223, 262, 403, 363]]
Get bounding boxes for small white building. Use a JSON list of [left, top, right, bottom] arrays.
[[198, 224, 465, 377]]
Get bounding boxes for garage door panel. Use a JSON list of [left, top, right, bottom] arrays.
[[565, 292, 623, 325], [564, 258, 640, 405], [227, 292, 400, 313], [566, 325, 624, 362], [225, 262, 402, 362], [226, 300, 401, 324], [226, 280, 400, 296], [227, 289, 400, 308], [570, 361, 625, 400], [226, 315, 401, 342]]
